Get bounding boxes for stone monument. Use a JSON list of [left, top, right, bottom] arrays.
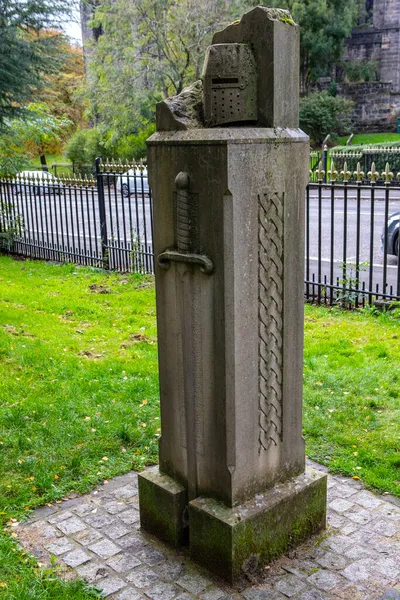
[[138, 6, 327, 582]]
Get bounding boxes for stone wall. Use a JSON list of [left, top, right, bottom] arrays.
[[338, 82, 400, 133], [341, 0, 400, 131]]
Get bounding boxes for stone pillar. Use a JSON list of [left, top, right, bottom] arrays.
[[138, 6, 327, 583]]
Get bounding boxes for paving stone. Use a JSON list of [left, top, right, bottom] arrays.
[[113, 485, 138, 500], [347, 529, 373, 545], [56, 516, 86, 535], [282, 559, 320, 578], [118, 533, 148, 551], [73, 502, 97, 517], [340, 523, 359, 536], [62, 548, 91, 567], [341, 559, 376, 582], [373, 557, 400, 579], [30, 521, 60, 539], [376, 505, 400, 521], [137, 547, 166, 566], [200, 589, 226, 600], [144, 582, 180, 600], [83, 511, 116, 528], [370, 520, 399, 537], [100, 521, 130, 540], [126, 566, 159, 588], [107, 553, 142, 573], [243, 590, 279, 600], [328, 499, 355, 513], [154, 559, 186, 581], [88, 538, 121, 559], [48, 511, 73, 524], [177, 573, 212, 594], [344, 508, 373, 525], [101, 500, 128, 514], [326, 513, 348, 529], [116, 589, 145, 600], [76, 561, 110, 583], [14, 467, 400, 600], [45, 537, 75, 556], [96, 575, 126, 596], [298, 591, 330, 600], [344, 544, 374, 559], [352, 492, 383, 510], [275, 575, 306, 597], [331, 485, 358, 499], [322, 535, 354, 553], [307, 570, 343, 591], [73, 526, 103, 546], [119, 509, 140, 525], [316, 551, 348, 570]]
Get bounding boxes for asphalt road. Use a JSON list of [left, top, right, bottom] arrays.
[[307, 189, 400, 297]]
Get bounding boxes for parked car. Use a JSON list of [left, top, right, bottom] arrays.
[[382, 212, 400, 256], [14, 170, 63, 195], [116, 169, 149, 198]]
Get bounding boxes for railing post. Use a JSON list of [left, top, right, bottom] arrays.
[[322, 144, 328, 183], [95, 157, 109, 269]]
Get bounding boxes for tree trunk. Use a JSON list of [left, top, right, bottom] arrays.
[[40, 154, 48, 172]]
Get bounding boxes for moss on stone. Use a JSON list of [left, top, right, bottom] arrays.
[[189, 470, 327, 582]]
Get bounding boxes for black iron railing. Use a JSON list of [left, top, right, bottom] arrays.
[[1, 158, 400, 306]]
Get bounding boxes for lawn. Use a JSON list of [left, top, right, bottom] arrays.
[[0, 256, 399, 596], [337, 132, 400, 146]]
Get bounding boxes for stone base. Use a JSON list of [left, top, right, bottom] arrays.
[[188, 468, 327, 582], [138, 466, 188, 547]]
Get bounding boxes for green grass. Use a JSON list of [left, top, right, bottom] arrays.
[[303, 304, 400, 495], [0, 256, 399, 594], [0, 257, 158, 597], [30, 154, 71, 168], [337, 132, 400, 146]]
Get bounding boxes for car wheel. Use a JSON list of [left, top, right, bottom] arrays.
[[395, 234, 399, 257], [121, 183, 130, 198]]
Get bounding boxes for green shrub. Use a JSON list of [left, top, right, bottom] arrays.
[[300, 91, 353, 146], [65, 124, 156, 166], [65, 127, 108, 167]]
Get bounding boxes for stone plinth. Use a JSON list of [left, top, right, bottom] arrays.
[[189, 468, 327, 582]]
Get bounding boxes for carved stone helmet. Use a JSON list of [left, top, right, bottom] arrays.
[[202, 43, 257, 127]]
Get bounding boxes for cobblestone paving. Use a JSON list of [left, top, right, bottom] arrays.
[[16, 461, 400, 600]]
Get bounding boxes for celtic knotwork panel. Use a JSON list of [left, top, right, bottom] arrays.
[[258, 192, 284, 452]]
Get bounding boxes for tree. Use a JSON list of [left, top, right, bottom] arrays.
[[16, 103, 72, 169], [260, 0, 359, 91], [81, 0, 240, 139], [38, 36, 86, 127], [0, 0, 72, 127]]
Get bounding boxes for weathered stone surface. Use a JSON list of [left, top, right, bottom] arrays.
[[147, 127, 310, 509], [45, 537, 74, 556], [138, 466, 188, 547], [88, 538, 121, 559], [96, 575, 126, 596], [176, 572, 212, 594], [202, 43, 257, 127], [63, 548, 90, 567], [189, 469, 326, 582], [212, 7, 299, 127], [156, 81, 204, 131]]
